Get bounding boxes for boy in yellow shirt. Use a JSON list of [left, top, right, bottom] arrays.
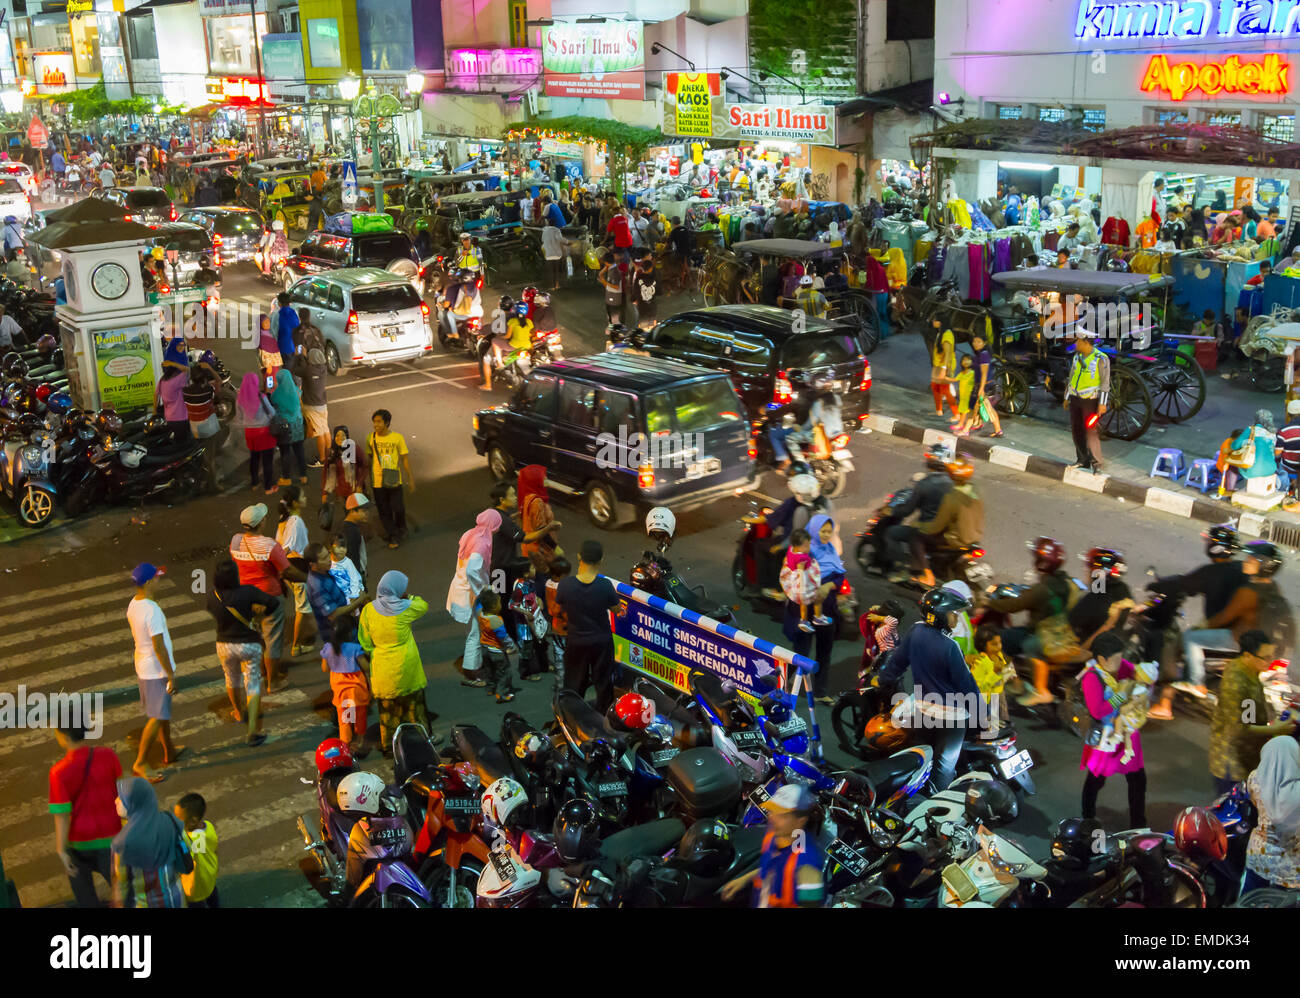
[[174, 793, 220, 907]]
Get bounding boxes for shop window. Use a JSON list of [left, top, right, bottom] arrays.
[[509, 1, 528, 48], [886, 0, 934, 40], [126, 16, 158, 61], [1080, 108, 1106, 132], [1155, 108, 1188, 126], [995, 104, 1023, 121], [1206, 111, 1242, 128], [1038, 107, 1066, 123], [1260, 113, 1295, 143]]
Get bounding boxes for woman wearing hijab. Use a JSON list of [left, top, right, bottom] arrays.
[[782, 513, 845, 705], [1246, 735, 1300, 890], [517, 465, 562, 573], [110, 777, 188, 908], [1231, 409, 1278, 483], [257, 314, 282, 375], [321, 425, 368, 508], [359, 570, 431, 753], [447, 509, 502, 686], [155, 337, 191, 444], [270, 367, 308, 487], [236, 372, 278, 495]]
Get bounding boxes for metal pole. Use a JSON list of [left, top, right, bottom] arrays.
[[248, 0, 266, 157], [371, 113, 383, 213]]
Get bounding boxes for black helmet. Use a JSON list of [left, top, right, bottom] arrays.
[[94, 408, 123, 438], [4, 356, 28, 379], [9, 384, 38, 415], [607, 322, 629, 343], [498, 295, 515, 312], [553, 798, 600, 862], [1050, 816, 1103, 870], [1082, 547, 1126, 577], [924, 442, 952, 471], [674, 818, 735, 877], [458, 267, 477, 282], [1244, 539, 1283, 578], [919, 587, 970, 631], [35, 333, 57, 358], [1203, 523, 1239, 559], [964, 779, 1019, 826], [787, 459, 813, 478], [141, 414, 169, 435], [881, 839, 943, 900]]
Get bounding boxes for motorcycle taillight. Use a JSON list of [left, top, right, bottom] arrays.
[[839, 578, 852, 595], [969, 547, 985, 559]]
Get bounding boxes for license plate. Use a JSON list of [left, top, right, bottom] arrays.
[[685, 457, 722, 481], [380, 325, 400, 340], [489, 850, 516, 883], [650, 747, 680, 767], [1000, 749, 1033, 779], [774, 716, 807, 740], [596, 781, 628, 798], [827, 837, 870, 877], [731, 729, 765, 750], [442, 796, 479, 815]]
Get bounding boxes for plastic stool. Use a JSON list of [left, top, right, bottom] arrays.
[[1184, 458, 1218, 494], [1150, 448, 1185, 480]]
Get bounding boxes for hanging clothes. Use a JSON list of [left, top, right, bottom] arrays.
[[947, 199, 972, 229], [1101, 217, 1131, 247], [862, 254, 890, 294], [968, 243, 991, 302], [993, 237, 1012, 275], [942, 245, 970, 299], [928, 242, 946, 284]]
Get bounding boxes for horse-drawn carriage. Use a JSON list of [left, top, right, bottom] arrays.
[[698, 238, 881, 353]]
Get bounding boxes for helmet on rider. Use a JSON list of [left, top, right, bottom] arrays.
[[335, 771, 386, 815], [1029, 536, 1066, 574], [674, 818, 735, 877], [943, 457, 974, 483], [919, 586, 970, 631], [520, 285, 538, 304], [314, 736, 354, 775], [553, 798, 601, 862], [498, 295, 515, 312], [788, 473, 820, 504], [612, 692, 653, 731], [513, 300, 530, 318], [964, 779, 1020, 825], [1173, 805, 1228, 861], [645, 506, 676, 542], [924, 441, 954, 471], [1082, 547, 1126, 577], [798, 274, 815, 287], [458, 268, 477, 283], [1243, 539, 1284, 578], [1050, 816, 1103, 869], [1203, 523, 1239, 560], [481, 776, 530, 829], [199, 349, 218, 369]]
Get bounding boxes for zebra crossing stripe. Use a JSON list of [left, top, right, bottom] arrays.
[[1, 611, 211, 675]]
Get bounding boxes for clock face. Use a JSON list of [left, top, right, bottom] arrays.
[[91, 262, 130, 301]]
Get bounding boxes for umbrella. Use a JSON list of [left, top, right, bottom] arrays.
[[42, 197, 132, 224], [28, 219, 159, 250]]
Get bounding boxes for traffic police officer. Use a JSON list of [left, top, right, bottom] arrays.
[[1063, 329, 1110, 472]]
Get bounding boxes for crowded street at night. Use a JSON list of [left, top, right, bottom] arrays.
[[1, 0, 1300, 976]]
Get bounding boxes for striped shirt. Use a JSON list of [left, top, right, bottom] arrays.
[[1277, 424, 1300, 472]]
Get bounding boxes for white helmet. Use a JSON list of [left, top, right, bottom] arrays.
[[942, 580, 973, 602], [336, 771, 386, 815], [481, 777, 529, 828], [645, 506, 676, 540], [272, 219, 284, 231], [798, 274, 815, 287], [118, 443, 147, 470], [789, 473, 820, 502]]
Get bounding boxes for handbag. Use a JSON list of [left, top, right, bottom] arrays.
[[368, 433, 401, 489], [171, 814, 195, 875], [1035, 578, 1085, 662], [1226, 428, 1257, 469], [318, 501, 336, 532], [267, 412, 291, 444]]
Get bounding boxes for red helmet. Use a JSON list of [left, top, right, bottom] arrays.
[[1173, 806, 1227, 861], [613, 692, 652, 730], [1029, 536, 1065, 574], [314, 737, 354, 776]]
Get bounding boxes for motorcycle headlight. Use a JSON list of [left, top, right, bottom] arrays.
[[20, 444, 42, 467]]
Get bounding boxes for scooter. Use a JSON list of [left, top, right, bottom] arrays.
[[854, 488, 993, 590], [549, 691, 638, 829], [0, 420, 58, 527], [62, 431, 208, 518], [751, 399, 854, 499], [631, 507, 734, 623]]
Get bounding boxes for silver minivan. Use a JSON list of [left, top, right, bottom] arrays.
[[286, 268, 433, 374]]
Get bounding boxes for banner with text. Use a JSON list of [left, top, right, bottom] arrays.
[[608, 579, 813, 702], [660, 75, 838, 146], [542, 21, 644, 100]]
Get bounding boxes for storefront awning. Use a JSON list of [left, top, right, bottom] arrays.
[[835, 79, 933, 117]]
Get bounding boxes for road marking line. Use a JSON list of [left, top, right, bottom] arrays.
[[0, 573, 133, 610], [1, 610, 210, 675], [4, 592, 194, 633]]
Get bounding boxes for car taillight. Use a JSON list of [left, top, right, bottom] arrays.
[[774, 370, 793, 404], [347, 310, 358, 334], [420, 302, 429, 319], [833, 433, 850, 448], [638, 462, 655, 489], [213, 233, 223, 247], [859, 360, 871, 391], [476, 277, 483, 289], [747, 436, 757, 460]]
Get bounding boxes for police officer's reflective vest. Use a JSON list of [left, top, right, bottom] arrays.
[[795, 287, 827, 318], [1069, 350, 1102, 398]]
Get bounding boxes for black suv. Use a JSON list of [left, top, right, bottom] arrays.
[[177, 206, 267, 265], [643, 304, 872, 422], [472, 354, 751, 528], [278, 223, 423, 295]]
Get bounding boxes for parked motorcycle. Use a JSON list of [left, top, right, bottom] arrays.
[[62, 425, 208, 517], [0, 419, 57, 526]]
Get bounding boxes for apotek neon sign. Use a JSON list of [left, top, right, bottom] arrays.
[[1076, 0, 1300, 40], [1139, 53, 1290, 100]]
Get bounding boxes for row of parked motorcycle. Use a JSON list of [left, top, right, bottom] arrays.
[[0, 318, 234, 526], [295, 652, 1274, 908]]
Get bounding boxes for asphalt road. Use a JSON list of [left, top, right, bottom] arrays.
[[1, 247, 1293, 907]]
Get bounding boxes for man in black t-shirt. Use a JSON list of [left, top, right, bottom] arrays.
[[557, 540, 621, 712], [631, 252, 658, 330], [205, 560, 274, 745]]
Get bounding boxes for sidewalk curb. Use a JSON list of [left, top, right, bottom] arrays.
[[862, 412, 1261, 530]]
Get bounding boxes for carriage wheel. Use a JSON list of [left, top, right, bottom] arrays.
[[1099, 364, 1153, 441], [841, 293, 880, 355], [1250, 356, 1287, 394], [1146, 353, 1206, 422], [993, 367, 1031, 415]]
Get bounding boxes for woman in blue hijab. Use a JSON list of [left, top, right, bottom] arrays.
[[269, 367, 307, 486], [781, 513, 847, 704]]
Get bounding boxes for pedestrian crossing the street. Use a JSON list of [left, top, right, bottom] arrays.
[[0, 570, 334, 908]]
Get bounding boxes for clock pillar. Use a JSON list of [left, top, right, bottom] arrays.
[[54, 239, 163, 412]]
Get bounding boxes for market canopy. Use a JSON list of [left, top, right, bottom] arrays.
[[43, 197, 131, 224], [29, 219, 159, 250], [992, 270, 1174, 298], [733, 239, 838, 257]]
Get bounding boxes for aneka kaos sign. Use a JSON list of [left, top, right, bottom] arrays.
[[659, 73, 837, 146]]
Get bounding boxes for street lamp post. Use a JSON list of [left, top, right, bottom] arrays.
[[338, 74, 419, 215]]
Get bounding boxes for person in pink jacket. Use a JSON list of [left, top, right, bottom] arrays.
[[1079, 631, 1148, 828]]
